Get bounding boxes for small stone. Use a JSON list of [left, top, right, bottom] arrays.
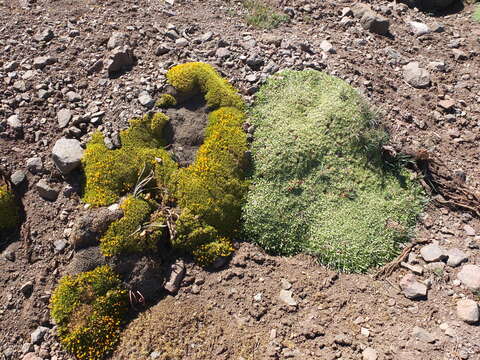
[[420, 243, 446, 262], [411, 326, 436, 343], [30, 326, 48, 344], [57, 109, 72, 128], [341, 7, 353, 17], [446, 248, 467, 267], [22, 353, 42, 360], [361, 327, 370, 337], [399, 273, 427, 300], [26, 157, 43, 174], [464, 224, 476, 236], [54, 239, 67, 252], [456, 299, 479, 324], [33, 56, 56, 69], [20, 281, 33, 297], [428, 61, 446, 72], [279, 289, 297, 306], [200, 31, 213, 42], [155, 44, 171, 56], [138, 91, 155, 108], [216, 47, 231, 58], [13, 80, 29, 92], [36, 179, 58, 201], [457, 264, 480, 291], [401, 261, 424, 275], [408, 21, 430, 36], [10, 170, 26, 186], [7, 115, 22, 130], [107, 32, 127, 49], [403, 62, 431, 88], [281, 278, 292, 290], [3, 61, 19, 72], [52, 138, 84, 174], [253, 293, 262, 301], [360, 11, 389, 35], [66, 91, 81, 102], [452, 49, 468, 61], [320, 40, 336, 54], [175, 38, 188, 47], [33, 28, 54, 42], [362, 347, 378, 360], [438, 99, 455, 111], [164, 260, 185, 293], [106, 45, 135, 76]]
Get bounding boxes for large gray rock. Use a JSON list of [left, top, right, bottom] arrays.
[[52, 138, 83, 174], [403, 62, 431, 88], [456, 299, 479, 324], [457, 264, 480, 291], [57, 109, 72, 128], [399, 273, 427, 300], [360, 12, 390, 35]]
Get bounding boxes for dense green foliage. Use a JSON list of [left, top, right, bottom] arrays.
[[82, 112, 177, 206], [474, 5, 480, 22], [50, 266, 128, 360], [243, 0, 289, 29], [0, 185, 18, 230], [243, 70, 424, 272]]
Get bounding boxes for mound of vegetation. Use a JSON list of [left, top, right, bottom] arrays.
[[243, 70, 424, 272], [50, 266, 128, 360], [81, 62, 247, 264], [0, 182, 18, 230]]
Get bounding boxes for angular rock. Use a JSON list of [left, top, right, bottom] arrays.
[[403, 62, 431, 88], [66, 91, 81, 102], [107, 32, 127, 49], [36, 179, 58, 201], [412, 326, 436, 343], [216, 47, 231, 59], [33, 28, 54, 42], [360, 11, 389, 35], [20, 281, 33, 297], [33, 56, 56, 70], [420, 243, 446, 262], [10, 170, 26, 186], [320, 40, 335, 54], [409, 21, 430, 36], [30, 326, 48, 344], [399, 273, 427, 300], [155, 44, 171, 56], [22, 353, 42, 360], [446, 248, 467, 267], [279, 289, 297, 306], [457, 265, 480, 291], [3, 61, 19, 72], [452, 49, 468, 61], [457, 299, 479, 324], [52, 138, 83, 174], [164, 260, 186, 293], [175, 38, 188, 47], [57, 109, 72, 128], [138, 91, 154, 108], [26, 157, 43, 174], [7, 115, 22, 130], [464, 224, 476, 236], [363, 347, 378, 360], [106, 46, 135, 76]]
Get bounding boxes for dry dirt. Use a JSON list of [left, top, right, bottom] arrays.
[[1, 0, 480, 359]]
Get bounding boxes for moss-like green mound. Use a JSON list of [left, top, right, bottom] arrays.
[[50, 266, 128, 360], [82, 112, 177, 206], [82, 63, 247, 265], [0, 184, 19, 230], [243, 70, 424, 272]]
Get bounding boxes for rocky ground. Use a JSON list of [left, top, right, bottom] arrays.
[[1, 0, 480, 359]]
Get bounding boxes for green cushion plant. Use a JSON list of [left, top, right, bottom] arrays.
[[0, 184, 19, 230], [243, 70, 424, 273], [50, 266, 128, 360]]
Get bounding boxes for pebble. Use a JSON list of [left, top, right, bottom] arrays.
[[279, 289, 297, 306], [66, 91, 81, 102], [320, 40, 335, 54], [457, 265, 480, 291], [52, 138, 84, 174], [408, 21, 430, 36], [399, 274, 427, 300], [216, 47, 231, 58], [403, 61, 431, 88], [280, 278, 292, 290], [57, 109, 72, 128], [30, 326, 48, 344], [446, 248, 467, 267], [106, 45, 135, 75], [362, 347, 378, 360], [36, 179, 58, 201], [20, 281, 33, 296], [464, 224, 476, 236], [10, 170, 26, 186], [22, 353, 42, 360], [33, 28, 54, 42], [456, 299, 479, 324], [26, 157, 43, 174], [138, 91, 154, 108], [411, 326, 436, 343]]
